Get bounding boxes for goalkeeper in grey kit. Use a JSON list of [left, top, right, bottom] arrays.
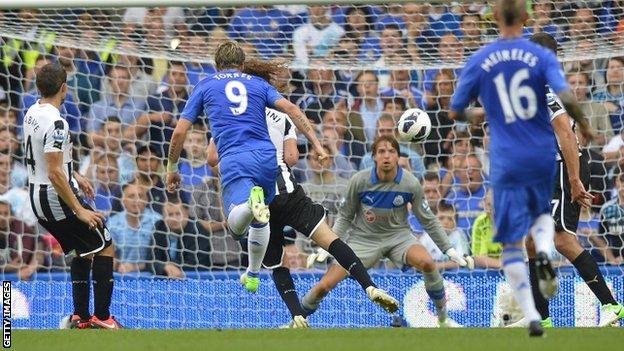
[[303, 135, 474, 327]]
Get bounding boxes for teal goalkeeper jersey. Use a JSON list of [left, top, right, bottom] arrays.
[[332, 167, 451, 253]]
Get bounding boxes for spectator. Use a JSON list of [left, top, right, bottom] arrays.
[[20, 54, 81, 134], [423, 69, 456, 167], [473, 123, 490, 177], [299, 62, 344, 124], [135, 144, 167, 214], [0, 125, 27, 189], [594, 57, 624, 134], [525, 0, 563, 42], [87, 65, 146, 140], [115, 40, 158, 98], [380, 69, 424, 109], [409, 171, 444, 235], [0, 153, 36, 226], [179, 35, 216, 86], [321, 109, 366, 168], [0, 199, 45, 280], [79, 116, 136, 185], [73, 31, 108, 115], [444, 155, 487, 235], [568, 71, 612, 148], [126, 61, 189, 156], [300, 145, 349, 226], [227, 6, 294, 59], [578, 206, 622, 264], [471, 189, 502, 269], [342, 6, 381, 62], [358, 114, 426, 179], [91, 153, 123, 218], [599, 171, 624, 261], [375, 4, 407, 33], [292, 6, 344, 67], [404, 2, 431, 61], [423, 33, 464, 97], [318, 127, 357, 179], [459, 11, 483, 55], [180, 125, 211, 187], [381, 96, 407, 119], [108, 183, 162, 274], [351, 70, 383, 144], [0, 104, 17, 128], [564, 38, 606, 90], [416, 203, 470, 270], [149, 200, 211, 278], [123, 6, 184, 38], [569, 6, 598, 42], [374, 24, 411, 89]]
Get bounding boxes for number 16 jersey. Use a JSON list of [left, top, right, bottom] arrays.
[[450, 37, 570, 187]]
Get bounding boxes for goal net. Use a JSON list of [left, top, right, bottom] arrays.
[[1, 1, 623, 329]]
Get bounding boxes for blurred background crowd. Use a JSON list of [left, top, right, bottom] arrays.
[[0, 1, 624, 279]]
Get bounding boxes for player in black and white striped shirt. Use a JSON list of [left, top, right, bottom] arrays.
[[207, 60, 400, 327], [513, 33, 624, 328], [22, 63, 121, 329]]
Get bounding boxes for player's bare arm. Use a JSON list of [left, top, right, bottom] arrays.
[[551, 114, 593, 208], [557, 91, 594, 142], [45, 152, 104, 229], [283, 138, 298, 167], [73, 171, 95, 199], [448, 107, 486, 125], [166, 118, 193, 192], [272, 98, 328, 162], [206, 138, 218, 168]]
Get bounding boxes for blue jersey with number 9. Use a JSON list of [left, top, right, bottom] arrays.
[[181, 69, 282, 159], [450, 37, 570, 187]]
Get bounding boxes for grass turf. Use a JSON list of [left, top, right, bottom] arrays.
[[10, 328, 624, 351]]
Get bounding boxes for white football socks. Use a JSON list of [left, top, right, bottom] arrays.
[[502, 247, 541, 322], [247, 223, 270, 275], [530, 214, 555, 257]]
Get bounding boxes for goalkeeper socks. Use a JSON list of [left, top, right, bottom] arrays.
[[528, 259, 550, 319], [423, 270, 447, 321], [272, 267, 305, 318], [327, 239, 376, 290], [502, 247, 541, 322], [530, 214, 555, 258], [572, 250, 617, 305], [247, 223, 270, 274], [71, 257, 92, 320], [92, 255, 114, 320], [227, 203, 254, 237]]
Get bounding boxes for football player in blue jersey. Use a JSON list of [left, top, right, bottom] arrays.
[[166, 41, 328, 293], [449, 0, 594, 337]]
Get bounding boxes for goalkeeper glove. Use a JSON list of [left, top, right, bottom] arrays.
[[306, 248, 330, 268], [445, 248, 475, 270]]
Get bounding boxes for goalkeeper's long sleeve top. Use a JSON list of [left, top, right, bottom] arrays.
[[332, 167, 452, 253]]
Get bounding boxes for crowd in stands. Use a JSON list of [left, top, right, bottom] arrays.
[[1, 2, 624, 279]]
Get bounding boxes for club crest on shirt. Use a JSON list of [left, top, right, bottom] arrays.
[[393, 195, 404, 206]]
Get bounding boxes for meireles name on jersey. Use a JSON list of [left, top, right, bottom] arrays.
[[480, 49, 538, 72]]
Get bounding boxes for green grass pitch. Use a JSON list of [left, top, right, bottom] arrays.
[[10, 328, 624, 351]]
